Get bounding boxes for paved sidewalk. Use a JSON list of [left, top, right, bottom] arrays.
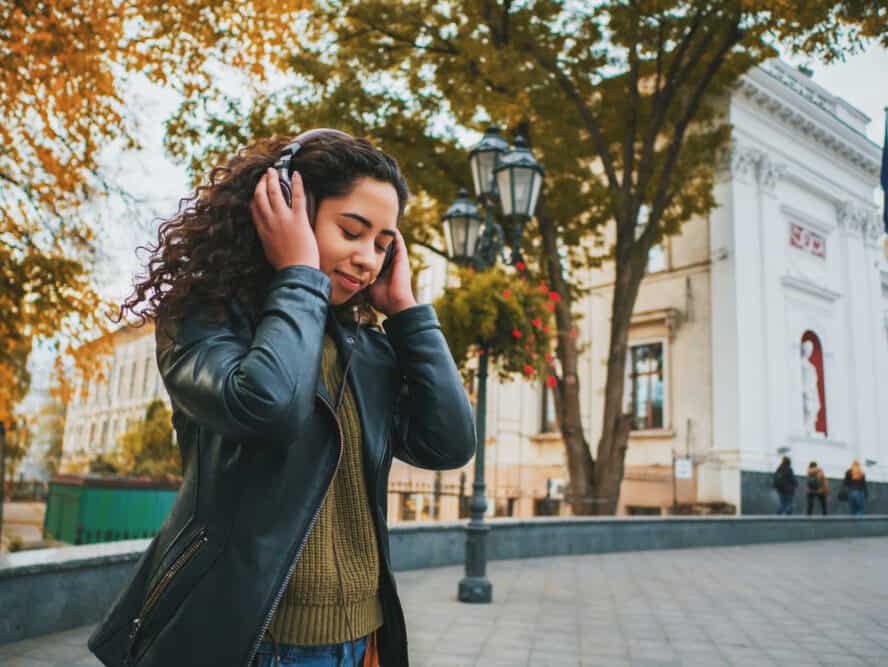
[[2, 538, 886, 666]]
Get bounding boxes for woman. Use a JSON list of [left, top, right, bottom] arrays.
[[844, 460, 868, 516], [805, 461, 829, 516], [87, 130, 476, 667]]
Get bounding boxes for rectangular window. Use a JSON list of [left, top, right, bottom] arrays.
[[539, 383, 558, 433], [129, 360, 139, 399], [399, 493, 435, 521], [647, 243, 667, 273], [628, 342, 665, 430]]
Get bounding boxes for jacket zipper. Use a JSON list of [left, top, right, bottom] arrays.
[[127, 528, 208, 659], [243, 393, 344, 667]]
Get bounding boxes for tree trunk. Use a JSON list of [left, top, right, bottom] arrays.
[[537, 209, 596, 515], [592, 243, 649, 515]]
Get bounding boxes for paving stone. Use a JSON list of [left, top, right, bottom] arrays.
[[4, 538, 887, 667]]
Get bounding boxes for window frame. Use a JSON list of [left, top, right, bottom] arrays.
[[625, 338, 669, 433]]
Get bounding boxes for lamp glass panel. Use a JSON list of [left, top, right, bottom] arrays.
[[512, 168, 533, 217], [451, 218, 468, 258], [474, 151, 498, 198], [495, 168, 514, 216], [466, 218, 482, 257], [528, 172, 542, 217]]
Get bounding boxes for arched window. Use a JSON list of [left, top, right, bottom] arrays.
[[800, 330, 827, 437]]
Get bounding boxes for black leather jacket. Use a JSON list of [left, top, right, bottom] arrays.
[[87, 266, 476, 667]]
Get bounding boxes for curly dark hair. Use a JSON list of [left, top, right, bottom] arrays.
[[118, 131, 409, 331]]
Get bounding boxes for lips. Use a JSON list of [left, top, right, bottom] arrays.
[[335, 270, 363, 290]]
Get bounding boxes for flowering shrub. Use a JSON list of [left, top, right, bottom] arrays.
[[434, 264, 559, 385]]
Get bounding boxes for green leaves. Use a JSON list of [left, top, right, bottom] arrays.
[[434, 265, 558, 384]]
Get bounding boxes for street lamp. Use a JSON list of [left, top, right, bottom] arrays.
[[494, 136, 545, 265], [443, 127, 544, 604]]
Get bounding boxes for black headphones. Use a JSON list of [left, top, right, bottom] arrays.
[[274, 128, 396, 277]]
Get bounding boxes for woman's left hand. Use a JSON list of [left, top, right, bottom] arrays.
[[367, 229, 417, 317]]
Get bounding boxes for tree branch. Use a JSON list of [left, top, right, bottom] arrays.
[[528, 44, 620, 193], [640, 21, 742, 251], [622, 5, 641, 220], [637, 7, 712, 199]]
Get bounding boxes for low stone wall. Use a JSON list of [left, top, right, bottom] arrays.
[[2, 515, 887, 645], [741, 470, 888, 515]]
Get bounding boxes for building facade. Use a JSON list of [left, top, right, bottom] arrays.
[[60, 323, 169, 472], [419, 59, 886, 516]]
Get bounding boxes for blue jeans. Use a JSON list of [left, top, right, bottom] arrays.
[[253, 636, 368, 667], [777, 493, 794, 515], [848, 489, 866, 516]]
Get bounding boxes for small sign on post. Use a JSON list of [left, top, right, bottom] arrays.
[[674, 457, 693, 480]]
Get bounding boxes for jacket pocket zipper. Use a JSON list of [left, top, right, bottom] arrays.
[[127, 528, 208, 658]]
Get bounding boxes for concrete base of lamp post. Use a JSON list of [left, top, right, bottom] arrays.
[[458, 522, 492, 603]]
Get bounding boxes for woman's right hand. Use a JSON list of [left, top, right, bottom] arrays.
[[250, 168, 319, 271]]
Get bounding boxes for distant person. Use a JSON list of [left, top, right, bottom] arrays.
[[806, 461, 829, 515], [772, 456, 798, 515], [844, 460, 868, 516]]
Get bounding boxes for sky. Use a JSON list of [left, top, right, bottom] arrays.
[[22, 42, 888, 397]]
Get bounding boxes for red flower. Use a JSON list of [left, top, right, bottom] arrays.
[[512, 329, 522, 339], [546, 375, 557, 388], [545, 353, 554, 363], [539, 284, 549, 294], [524, 364, 534, 375], [546, 302, 555, 312], [543, 325, 550, 333], [548, 291, 561, 303], [478, 349, 486, 356], [570, 328, 578, 338], [516, 261, 526, 271], [531, 318, 542, 328], [502, 289, 512, 298]]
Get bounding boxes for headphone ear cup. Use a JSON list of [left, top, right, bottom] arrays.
[[278, 176, 293, 208]]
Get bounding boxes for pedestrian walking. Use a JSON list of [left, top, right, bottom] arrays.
[[87, 130, 476, 667], [772, 456, 798, 515], [843, 460, 868, 516], [806, 461, 829, 516]]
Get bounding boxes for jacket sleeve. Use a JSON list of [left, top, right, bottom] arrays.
[[156, 266, 330, 442], [382, 304, 476, 470]]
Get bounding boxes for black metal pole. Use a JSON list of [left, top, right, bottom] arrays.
[[459, 341, 492, 603]]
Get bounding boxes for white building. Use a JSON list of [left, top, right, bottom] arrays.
[[416, 59, 886, 515], [60, 324, 168, 472]]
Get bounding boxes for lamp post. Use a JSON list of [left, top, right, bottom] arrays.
[[442, 125, 544, 603]]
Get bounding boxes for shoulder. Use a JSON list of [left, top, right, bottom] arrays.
[[156, 301, 252, 351]]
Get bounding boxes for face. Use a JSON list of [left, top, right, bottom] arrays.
[[314, 177, 400, 305]]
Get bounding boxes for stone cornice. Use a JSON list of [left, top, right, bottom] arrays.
[[737, 64, 881, 180]]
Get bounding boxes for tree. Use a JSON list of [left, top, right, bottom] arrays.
[[109, 400, 178, 479], [164, 1, 879, 514], [39, 400, 67, 477], [1, 0, 310, 423]]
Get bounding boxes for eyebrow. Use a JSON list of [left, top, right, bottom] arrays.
[[341, 212, 396, 237]]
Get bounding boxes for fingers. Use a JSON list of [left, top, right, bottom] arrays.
[[266, 167, 288, 215], [252, 171, 273, 225]]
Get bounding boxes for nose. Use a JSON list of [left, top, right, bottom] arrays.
[[351, 239, 377, 274]]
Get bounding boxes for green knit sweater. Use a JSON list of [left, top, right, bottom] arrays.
[[266, 334, 383, 645]]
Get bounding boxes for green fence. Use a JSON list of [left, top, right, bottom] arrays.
[[43, 475, 180, 545]]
